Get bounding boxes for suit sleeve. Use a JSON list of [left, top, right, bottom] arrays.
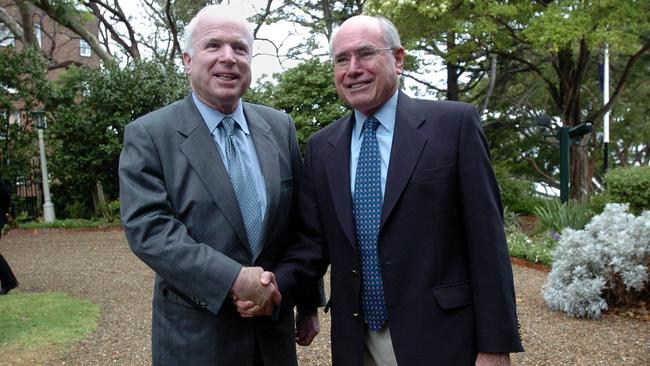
[[457, 105, 523, 352], [285, 120, 326, 311], [119, 121, 242, 316], [274, 132, 330, 312]]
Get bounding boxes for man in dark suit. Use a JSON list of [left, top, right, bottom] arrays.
[[119, 5, 321, 365], [0, 173, 19, 295], [264, 15, 523, 366]]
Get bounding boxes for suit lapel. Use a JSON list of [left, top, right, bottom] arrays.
[[243, 103, 280, 260], [381, 92, 427, 227], [324, 115, 357, 250], [176, 96, 249, 250]]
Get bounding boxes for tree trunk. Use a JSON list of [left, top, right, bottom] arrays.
[[570, 141, 592, 202], [446, 32, 459, 101], [556, 41, 594, 202]]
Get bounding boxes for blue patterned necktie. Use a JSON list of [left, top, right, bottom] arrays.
[[220, 117, 263, 253], [353, 116, 388, 331]]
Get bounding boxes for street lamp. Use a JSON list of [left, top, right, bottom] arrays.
[[31, 110, 56, 223]]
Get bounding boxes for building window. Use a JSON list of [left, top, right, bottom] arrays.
[[0, 24, 14, 47], [34, 23, 42, 48], [80, 39, 91, 57]]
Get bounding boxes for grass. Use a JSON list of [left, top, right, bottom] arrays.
[[0, 291, 100, 364]]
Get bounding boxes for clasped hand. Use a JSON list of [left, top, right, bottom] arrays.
[[230, 266, 281, 317]]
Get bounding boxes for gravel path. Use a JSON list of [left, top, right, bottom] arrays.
[[1, 229, 648, 365]]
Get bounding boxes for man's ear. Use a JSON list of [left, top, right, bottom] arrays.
[[394, 47, 405, 75], [182, 52, 192, 74]]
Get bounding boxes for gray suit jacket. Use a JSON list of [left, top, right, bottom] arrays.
[[119, 95, 322, 366]]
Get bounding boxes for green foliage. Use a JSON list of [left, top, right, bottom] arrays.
[[0, 291, 99, 347], [47, 61, 188, 218], [366, 0, 650, 202], [607, 53, 650, 167], [96, 182, 120, 223], [18, 218, 118, 229], [0, 47, 52, 190], [246, 58, 347, 150], [493, 163, 545, 215], [533, 199, 595, 233], [604, 166, 650, 214], [507, 227, 556, 267]]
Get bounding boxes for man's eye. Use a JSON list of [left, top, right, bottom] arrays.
[[335, 55, 350, 64], [234, 45, 248, 55], [357, 49, 375, 59]]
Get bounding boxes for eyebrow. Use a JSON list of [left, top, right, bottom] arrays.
[[334, 44, 375, 57]]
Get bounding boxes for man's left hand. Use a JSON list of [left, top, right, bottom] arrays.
[[475, 352, 510, 366], [295, 308, 319, 346]]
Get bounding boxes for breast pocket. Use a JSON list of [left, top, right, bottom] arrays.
[[410, 165, 454, 184]]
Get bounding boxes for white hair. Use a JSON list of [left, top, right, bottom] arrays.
[[182, 4, 254, 56]]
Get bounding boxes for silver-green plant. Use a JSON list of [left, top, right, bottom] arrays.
[[542, 203, 650, 319]]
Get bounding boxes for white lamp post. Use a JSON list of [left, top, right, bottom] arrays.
[[32, 110, 55, 223]]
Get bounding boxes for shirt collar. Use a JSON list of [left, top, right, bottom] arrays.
[[191, 93, 249, 135], [353, 90, 399, 138]]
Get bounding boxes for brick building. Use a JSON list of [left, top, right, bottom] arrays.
[[1, 0, 102, 219]]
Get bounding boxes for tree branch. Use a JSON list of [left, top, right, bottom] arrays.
[[588, 38, 650, 124], [32, 0, 113, 64], [523, 156, 558, 187], [0, 6, 24, 43]]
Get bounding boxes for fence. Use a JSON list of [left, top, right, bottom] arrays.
[[12, 162, 42, 220]]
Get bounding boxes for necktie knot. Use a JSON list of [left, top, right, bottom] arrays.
[[363, 116, 380, 133], [221, 117, 236, 137]]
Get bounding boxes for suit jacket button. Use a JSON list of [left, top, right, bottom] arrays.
[[351, 269, 358, 276], [353, 313, 359, 318]]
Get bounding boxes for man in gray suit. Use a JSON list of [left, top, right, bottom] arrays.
[[119, 5, 321, 365]]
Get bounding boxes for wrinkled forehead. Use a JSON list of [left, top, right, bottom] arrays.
[[331, 20, 384, 54], [194, 12, 253, 46]]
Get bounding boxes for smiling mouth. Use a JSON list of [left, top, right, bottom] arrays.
[[216, 73, 238, 81], [349, 81, 371, 89]]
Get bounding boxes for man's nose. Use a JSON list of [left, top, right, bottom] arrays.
[[346, 55, 363, 73], [218, 46, 236, 63]]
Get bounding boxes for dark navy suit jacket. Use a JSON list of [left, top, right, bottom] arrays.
[[276, 92, 523, 366]]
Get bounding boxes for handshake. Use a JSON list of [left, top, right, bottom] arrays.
[[230, 266, 281, 317], [229, 266, 321, 346]]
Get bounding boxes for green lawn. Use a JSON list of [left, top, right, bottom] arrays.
[[0, 291, 100, 364]]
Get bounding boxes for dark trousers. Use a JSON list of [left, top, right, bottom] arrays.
[[254, 336, 265, 366], [0, 253, 17, 288]]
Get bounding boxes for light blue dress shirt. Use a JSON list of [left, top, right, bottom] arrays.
[[350, 90, 399, 197], [192, 94, 267, 220]]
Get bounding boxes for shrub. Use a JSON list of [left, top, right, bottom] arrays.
[[542, 203, 650, 319], [533, 199, 595, 233], [604, 166, 650, 214], [507, 227, 556, 266], [493, 165, 545, 215]]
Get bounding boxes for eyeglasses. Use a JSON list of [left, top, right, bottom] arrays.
[[332, 46, 394, 68]]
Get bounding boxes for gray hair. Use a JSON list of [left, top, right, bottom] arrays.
[[329, 15, 402, 55], [182, 5, 254, 57]]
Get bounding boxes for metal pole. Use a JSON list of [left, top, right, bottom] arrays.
[[559, 126, 570, 203], [37, 128, 55, 222], [603, 44, 610, 172]]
